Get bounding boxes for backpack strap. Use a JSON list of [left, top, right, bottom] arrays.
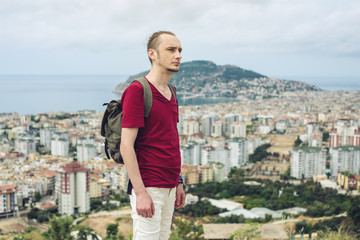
[[132, 77, 153, 118], [167, 83, 177, 102]]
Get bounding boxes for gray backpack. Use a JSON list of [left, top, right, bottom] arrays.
[[100, 77, 177, 164]]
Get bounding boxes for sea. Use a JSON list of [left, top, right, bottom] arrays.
[[0, 75, 359, 115]]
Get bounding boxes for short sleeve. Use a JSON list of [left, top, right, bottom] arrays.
[[121, 82, 145, 128]]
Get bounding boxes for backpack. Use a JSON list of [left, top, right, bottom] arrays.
[[100, 77, 177, 164]]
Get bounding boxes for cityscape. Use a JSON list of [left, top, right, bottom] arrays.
[[0, 84, 359, 239]]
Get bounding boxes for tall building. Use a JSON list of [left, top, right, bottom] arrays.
[[199, 165, 214, 183], [331, 146, 360, 176], [180, 142, 202, 166], [211, 121, 223, 137], [40, 128, 55, 148], [59, 161, 90, 215], [211, 162, 226, 182], [0, 185, 18, 219], [224, 114, 240, 137], [14, 136, 36, 155], [228, 138, 248, 167], [201, 146, 231, 174], [329, 121, 360, 148], [181, 164, 199, 185], [182, 119, 200, 136], [230, 122, 246, 138], [290, 146, 326, 179], [51, 132, 69, 156], [77, 136, 96, 162], [201, 114, 219, 136]]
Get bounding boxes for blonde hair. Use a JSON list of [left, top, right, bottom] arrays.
[[147, 31, 176, 64]]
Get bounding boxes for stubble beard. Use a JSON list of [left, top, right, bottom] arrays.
[[167, 67, 180, 73]]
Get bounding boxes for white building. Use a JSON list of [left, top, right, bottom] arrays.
[[290, 146, 326, 179], [15, 136, 36, 155], [247, 135, 262, 155], [201, 146, 231, 175], [331, 146, 360, 176], [211, 162, 226, 182], [77, 136, 96, 162], [40, 128, 55, 148], [59, 161, 90, 215], [182, 119, 200, 136], [201, 114, 219, 136], [0, 185, 18, 219], [180, 142, 203, 166], [228, 138, 248, 167], [230, 122, 246, 138], [211, 121, 223, 137], [224, 114, 240, 137], [330, 120, 360, 148], [51, 132, 69, 157]]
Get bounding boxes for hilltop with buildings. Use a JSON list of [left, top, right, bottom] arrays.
[[113, 60, 321, 100], [0, 84, 360, 238]]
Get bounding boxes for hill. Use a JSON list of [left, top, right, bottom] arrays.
[[113, 60, 321, 98]]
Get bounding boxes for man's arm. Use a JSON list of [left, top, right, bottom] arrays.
[[175, 183, 185, 209], [120, 127, 155, 218]]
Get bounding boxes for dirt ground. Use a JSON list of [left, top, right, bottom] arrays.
[[0, 217, 31, 233], [80, 207, 133, 238], [266, 134, 298, 155]]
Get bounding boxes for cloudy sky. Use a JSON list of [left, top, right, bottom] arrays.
[[1, 0, 360, 80]]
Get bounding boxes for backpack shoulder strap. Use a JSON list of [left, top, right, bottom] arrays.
[[167, 83, 177, 102], [132, 77, 152, 118]]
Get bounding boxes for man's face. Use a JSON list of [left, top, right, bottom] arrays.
[[151, 34, 182, 72]]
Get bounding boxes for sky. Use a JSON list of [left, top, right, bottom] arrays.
[[1, 0, 360, 81]]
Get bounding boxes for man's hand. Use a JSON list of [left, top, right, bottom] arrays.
[[175, 184, 186, 209], [136, 190, 155, 218]]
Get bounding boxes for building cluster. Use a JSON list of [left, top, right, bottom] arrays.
[[0, 89, 359, 217]]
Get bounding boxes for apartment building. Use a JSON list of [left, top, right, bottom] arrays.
[[77, 136, 96, 162], [0, 185, 18, 219], [181, 164, 200, 185], [330, 122, 360, 148], [51, 131, 69, 157], [331, 146, 360, 176], [40, 128, 55, 148], [14, 135, 36, 155], [290, 146, 326, 179], [58, 161, 90, 215]]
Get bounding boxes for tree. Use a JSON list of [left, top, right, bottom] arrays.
[[106, 223, 119, 239], [27, 207, 40, 220], [170, 217, 203, 240], [47, 216, 74, 240], [228, 167, 245, 179], [294, 136, 302, 147], [323, 132, 330, 142], [348, 196, 360, 227], [34, 191, 42, 202], [295, 220, 312, 234], [73, 226, 100, 240]]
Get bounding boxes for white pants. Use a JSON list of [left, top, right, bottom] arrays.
[[130, 187, 176, 240]]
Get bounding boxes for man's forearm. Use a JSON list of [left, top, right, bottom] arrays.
[[120, 142, 146, 195]]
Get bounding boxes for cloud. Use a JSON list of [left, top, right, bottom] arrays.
[[1, 0, 360, 75]]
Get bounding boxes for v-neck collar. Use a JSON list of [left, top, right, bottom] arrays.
[[145, 77, 172, 102]]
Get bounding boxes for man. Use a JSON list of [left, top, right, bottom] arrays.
[[120, 31, 185, 240]]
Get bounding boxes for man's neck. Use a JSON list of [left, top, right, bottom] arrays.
[[145, 67, 174, 88]]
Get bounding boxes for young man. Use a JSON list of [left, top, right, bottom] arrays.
[[120, 31, 185, 240]]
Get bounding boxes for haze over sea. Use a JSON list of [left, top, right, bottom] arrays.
[[0, 75, 359, 115]]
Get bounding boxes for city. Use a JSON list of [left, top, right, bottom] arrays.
[[0, 88, 359, 239]]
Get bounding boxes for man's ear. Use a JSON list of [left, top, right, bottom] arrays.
[[148, 48, 158, 62]]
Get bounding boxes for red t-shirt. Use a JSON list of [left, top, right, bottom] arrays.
[[121, 79, 181, 188]]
